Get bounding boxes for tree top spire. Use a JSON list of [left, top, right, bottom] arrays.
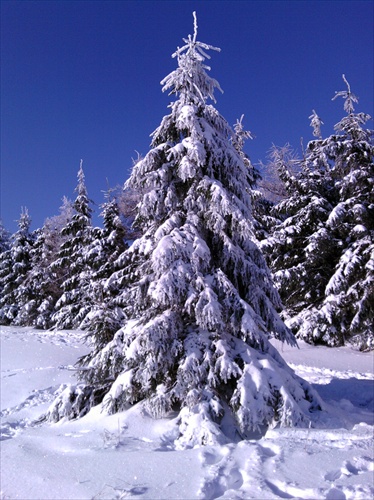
[[172, 11, 221, 66], [161, 11, 222, 105], [332, 74, 359, 114], [192, 11, 198, 44]]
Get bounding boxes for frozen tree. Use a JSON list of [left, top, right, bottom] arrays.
[[13, 198, 76, 329], [264, 76, 374, 350], [51, 161, 95, 329], [78, 188, 129, 334], [115, 184, 144, 240], [44, 197, 76, 258], [35, 197, 76, 328], [262, 144, 335, 324], [258, 141, 303, 207], [0, 221, 11, 305], [309, 109, 324, 139], [48, 13, 321, 445], [0, 208, 35, 325], [0, 249, 14, 323], [0, 226, 13, 322], [232, 115, 277, 241], [0, 220, 11, 253]]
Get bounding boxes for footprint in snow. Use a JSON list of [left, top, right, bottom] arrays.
[[200, 446, 230, 465], [198, 446, 244, 499], [0, 419, 28, 441], [0, 385, 59, 418], [325, 456, 374, 481]]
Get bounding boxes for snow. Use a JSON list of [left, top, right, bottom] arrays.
[[1, 326, 373, 500]]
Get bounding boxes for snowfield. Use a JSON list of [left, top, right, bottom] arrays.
[[1, 326, 373, 500]]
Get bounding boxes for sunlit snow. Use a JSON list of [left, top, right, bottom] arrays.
[[1, 326, 373, 500]]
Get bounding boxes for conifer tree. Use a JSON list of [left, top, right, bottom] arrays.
[[0, 208, 35, 324], [14, 226, 44, 326], [33, 197, 76, 328], [13, 198, 76, 329], [0, 220, 11, 307], [232, 115, 275, 240], [0, 220, 11, 253], [264, 76, 374, 350], [51, 161, 95, 329], [48, 14, 321, 444], [78, 188, 129, 336]]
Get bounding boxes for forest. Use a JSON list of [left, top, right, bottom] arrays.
[[0, 12, 373, 446]]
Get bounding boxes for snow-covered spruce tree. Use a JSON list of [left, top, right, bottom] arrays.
[[263, 76, 374, 350], [48, 14, 321, 444], [14, 198, 76, 329], [78, 189, 129, 336], [89, 188, 129, 282], [0, 208, 35, 325], [0, 226, 14, 323], [51, 161, 95, 329], [0, 220, 11, 301], [32, 197, 76, 328], [232, 115, 278, 241], [261, 143, 335, 321], [13, 226, 44, 327], [0, 220, 11, 253]]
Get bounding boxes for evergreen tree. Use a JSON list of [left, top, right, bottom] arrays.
[[0, 220, 11, 306], [35, 197, 76, 328], [14, 198, 76, 329], [78, 188, 129, 335], [48, 14, 321, 445], [115, 183, 144, 240], [0, 208, 35, 325], [51, 161, 95, 329], [14, 226, 43, 326], [232, 115, 277, 241], [264, 76, 374, 350], [0, 220, 11, 253]]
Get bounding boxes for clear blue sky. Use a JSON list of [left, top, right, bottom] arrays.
[[1, 0, 373, 233]]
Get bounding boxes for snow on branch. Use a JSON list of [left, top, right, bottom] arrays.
[[171, 11, 221, 67], [161, 12, 223, 104], [332, 74, 359, 114], [309, 110, 323, 139], [192, 11, 198, 44]]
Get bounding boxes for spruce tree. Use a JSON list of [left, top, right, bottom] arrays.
[[51, 161, 94, 329], [0, 208, 35, 325], [17, 198, 75, 329], [0, 220, 11, 253], [78, 189, 129, 336], [32, 197, 76, 328], [264, 76, 374, 350], [0, 220, 11, 311], [48, 14, 321, 444]]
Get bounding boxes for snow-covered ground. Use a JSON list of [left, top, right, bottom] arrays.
[[1, 326, 373, 500]]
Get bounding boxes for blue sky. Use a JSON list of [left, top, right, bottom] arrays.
[[1, 0, 373, 233]]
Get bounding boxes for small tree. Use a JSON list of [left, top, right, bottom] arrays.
[[12, 197, 76, 329], [48, 13, 321, 445], [0, 220, 11, 311], [78, 188, 129, 340], [232, 116, 273, 240], [51, 161, 95, 329], [0, 208, 35, 325], [0, 220, 11, 253]]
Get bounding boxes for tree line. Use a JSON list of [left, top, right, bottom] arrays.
[[0, 11, 372, 445], [1, 75, 371, 351]]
